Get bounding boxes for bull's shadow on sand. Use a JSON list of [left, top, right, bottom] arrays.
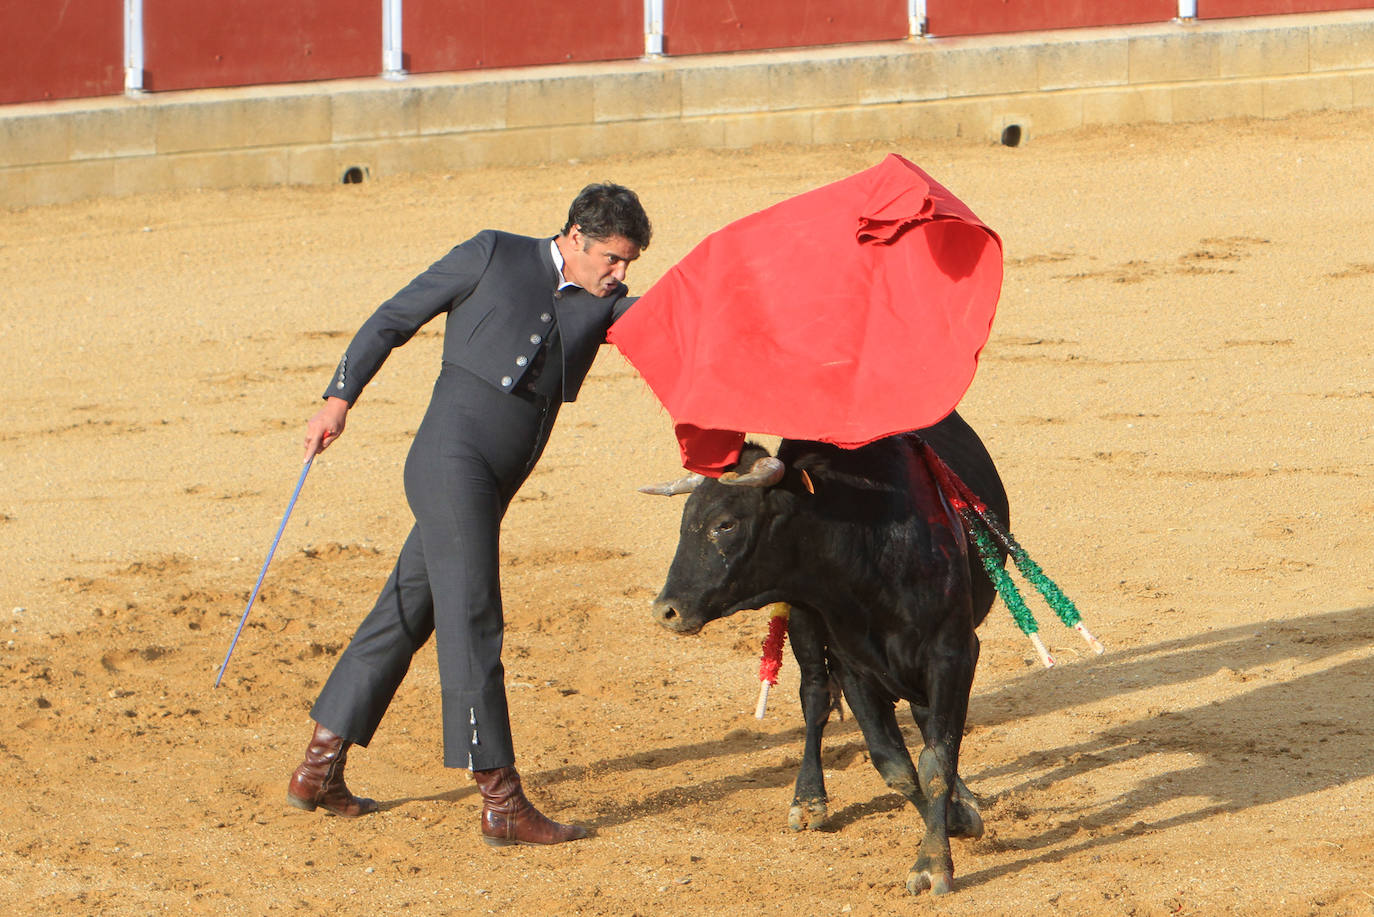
[[389, 604, 1373, 882], [948, 603, 1374, 887]]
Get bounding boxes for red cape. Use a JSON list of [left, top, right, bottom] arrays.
[[609, 154, 1003, 475]]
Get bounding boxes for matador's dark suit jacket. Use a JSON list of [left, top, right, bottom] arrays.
[[327, 229, 634, 406]]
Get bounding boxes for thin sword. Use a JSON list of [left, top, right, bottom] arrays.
[[214, 455, 314, 687]]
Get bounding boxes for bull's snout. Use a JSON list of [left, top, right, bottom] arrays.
[[651, 598, 700, 635]]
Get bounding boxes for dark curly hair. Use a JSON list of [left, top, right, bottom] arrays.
[[562, 183, 652, 250]]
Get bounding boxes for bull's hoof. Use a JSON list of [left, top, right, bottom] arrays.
[[906, 867, 954, 896], [907, 853, 954, 896], [949, 800, 984, 839], [788, 798, 829, 831]]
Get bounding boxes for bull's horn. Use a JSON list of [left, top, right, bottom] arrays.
[[719, 456, 786, 488], [638, 473, 706, 496]]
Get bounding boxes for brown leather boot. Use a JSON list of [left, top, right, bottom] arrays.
[[286, 722, 379, 817], [473, 766, 588, 846]]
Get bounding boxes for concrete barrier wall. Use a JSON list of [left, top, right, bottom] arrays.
[[3, 11, 1372, 210]]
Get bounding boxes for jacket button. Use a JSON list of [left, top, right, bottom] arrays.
[[540, 312, 551, 323], [515, 355, 528, 367], [501, 376, 513, 387], [529, 334, 542, 345]]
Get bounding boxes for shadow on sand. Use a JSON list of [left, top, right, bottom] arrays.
[[382, 603, 1373, 880]]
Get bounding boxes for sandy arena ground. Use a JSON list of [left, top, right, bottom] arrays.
[[1, 109, 1372, 916]]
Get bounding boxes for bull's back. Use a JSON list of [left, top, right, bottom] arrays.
[[772, 410, 1005, 528], [915, 411, 1008, 529]]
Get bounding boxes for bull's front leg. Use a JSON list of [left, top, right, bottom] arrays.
[[828, 674, 930, 817], [911, 741, 956, 895], [787, 606, 835, 830], [908, 637, 977, 895], [908, 631, 984, 840]]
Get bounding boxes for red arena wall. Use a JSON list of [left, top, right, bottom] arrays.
[[925, 0, 1178, 37], [3, 2, 1374, 106], [1199, 0, 1374, 16], [141, 0, 381, 92], [403, 0, 641, 72], [0, 1, 123, 105], [660, 0, 908, 56]]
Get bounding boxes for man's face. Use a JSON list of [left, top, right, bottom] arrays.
[[561, 226, 641, 297]]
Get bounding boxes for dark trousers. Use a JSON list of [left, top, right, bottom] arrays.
[[311, 363, 559, 770]]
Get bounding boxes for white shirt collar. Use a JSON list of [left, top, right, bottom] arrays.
[[550, 238, 581, 290]]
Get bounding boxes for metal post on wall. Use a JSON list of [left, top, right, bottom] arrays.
[[124, 0, 145, 94], [909, 0, 928, 39], [644, 0, 665, 57], [382, 0, 406, 80]]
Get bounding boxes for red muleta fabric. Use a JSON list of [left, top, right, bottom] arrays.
[[609, 154, 1003, 475]]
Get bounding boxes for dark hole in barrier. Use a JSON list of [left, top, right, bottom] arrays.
[[1001, 124, 1022, 148], [341, 166, 367, 184]]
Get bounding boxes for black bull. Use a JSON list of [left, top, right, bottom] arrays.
[[644, 411, 1008, 896]]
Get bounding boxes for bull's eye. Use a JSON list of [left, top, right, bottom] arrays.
[[709, 519, 737, 540]]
